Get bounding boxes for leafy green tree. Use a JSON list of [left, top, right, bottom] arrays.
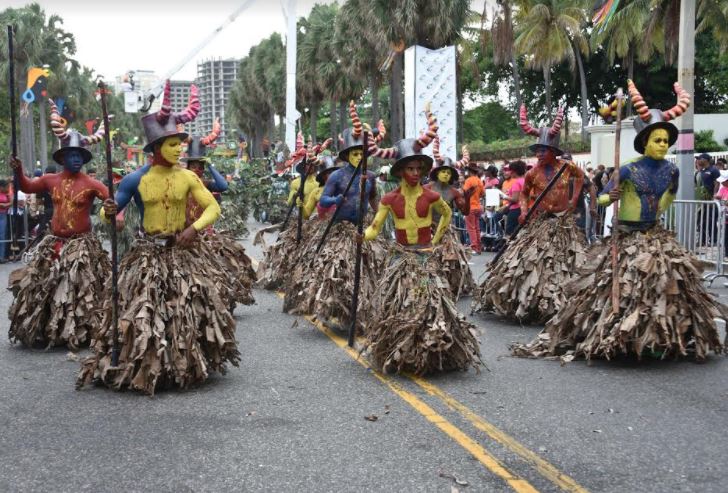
[[462, 101, 520, 143]]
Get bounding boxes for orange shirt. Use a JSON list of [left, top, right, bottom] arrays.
[[463, 176, 485, 211]]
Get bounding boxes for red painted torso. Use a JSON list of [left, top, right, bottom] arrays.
[[524, 163, 584, 214], [381, 187, 441, 246], [19, 171, 108, 238]]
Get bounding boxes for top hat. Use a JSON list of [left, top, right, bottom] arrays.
[[180, 118, 221, 163], [519, 104, 564, 156], [627, 79, 690, 154], [48, 99, 104, 165], [142, 80, 199, 153]]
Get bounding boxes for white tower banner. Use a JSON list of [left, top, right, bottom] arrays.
[[404, 45, 457, 160]]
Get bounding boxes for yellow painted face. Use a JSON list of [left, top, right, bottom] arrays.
[[348, 149, 363, 168], [159, 136, 182, 165], [644, 128, 670, 160], [437, 168, 452, 184]]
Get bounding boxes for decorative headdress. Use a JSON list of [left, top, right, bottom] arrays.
[[429, 134, 469, 184], [368, 103, 439, 177], [337, 100, 367, 161], [49, 98, 105, 165], [141, 79, 200, 153], [627, 79, 690, 154], [180, 118, 221, 163], [519, 104, 564, 156]]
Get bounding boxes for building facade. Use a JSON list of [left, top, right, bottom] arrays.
[[194, 58, 239, 142]]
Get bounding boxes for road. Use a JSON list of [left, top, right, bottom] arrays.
[[1, 219, 727, 492]]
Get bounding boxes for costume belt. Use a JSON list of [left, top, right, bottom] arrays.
[[137, 232, 177, 248], [616, 220, 657, 233]]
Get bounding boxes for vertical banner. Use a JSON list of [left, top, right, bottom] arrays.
[[404, 45, 457, 160]]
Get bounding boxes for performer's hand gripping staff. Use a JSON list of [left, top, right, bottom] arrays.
[[7, 26, 20, 256], [346, 131, 370, 347], [490, 160, 571, 265], [97, 80, 122, 367]]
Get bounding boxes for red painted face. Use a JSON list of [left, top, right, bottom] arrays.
[[188, 161, 205, 178], [535, 146, 556, 167], [402, 160, 422, 186]]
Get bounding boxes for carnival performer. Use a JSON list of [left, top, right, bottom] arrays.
[[302, 154, 340, 220], [425, 134, 474, 299], [78, 81, 239, 395], [282, 101, 387, 329], [513, 81, 728, 362], [472, 105, 586, 324], [286, 131, 320, 208], [182, 117, 256, 310], [255, 137, 332, 290], [7, 100, 109, 350], [362, 106, 481, 375]]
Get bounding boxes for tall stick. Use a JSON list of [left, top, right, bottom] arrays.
[[610, 88, 624, 315], [97, 80, 121, 367], [295, 161, 308, 244], [7, 26, 19, 254], [347, 131, 368, 347]]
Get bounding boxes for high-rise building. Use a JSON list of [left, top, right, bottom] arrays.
[[194, 58, 239, 141], [168, 80, 192, 113]]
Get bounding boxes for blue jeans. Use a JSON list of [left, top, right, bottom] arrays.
[[0, 213, 7, 260]]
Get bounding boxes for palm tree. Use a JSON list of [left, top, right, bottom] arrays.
[[514, 0, 591, 141], [491, 0, 524, 118]]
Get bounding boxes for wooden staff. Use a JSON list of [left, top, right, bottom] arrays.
[[611, 88, 624, 315], [348, 130, 368, 347], [97, 80, 121, 367]]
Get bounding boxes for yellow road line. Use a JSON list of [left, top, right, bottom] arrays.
[[411, 376, 588, 493], [249, 254, 581, 492]]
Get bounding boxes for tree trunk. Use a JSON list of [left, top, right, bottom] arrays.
[[543, 65, 552, 116], [575, 47, 589, 143], [310, 101, 318, 145], [329, 99, 337, 144], [278, 115, 285, 141], [390, 52, 404, 141], [338, 100, 347, 132], [511, 53, 523, 122], [38, 98, 48, 168], [268, 111, 276, 144], [626, 47, 634, 117], [370, 76, 380, 125], [456, 53, 464, 145]]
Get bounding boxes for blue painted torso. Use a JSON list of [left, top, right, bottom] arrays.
[[320, 164, 376, 224]]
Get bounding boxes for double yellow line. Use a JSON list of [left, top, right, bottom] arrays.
[[249, 257, 587, 492]]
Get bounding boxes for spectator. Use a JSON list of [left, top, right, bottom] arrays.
[[463, 163, 485, 255], [695, 153, 719, 199], [483, 165, 500, 189], [714, 171, 728, 256], [503, 160, 526, 236], [717, 157, 727, 171], [0, 179, 10, 263], [87, 167, 97, 179]]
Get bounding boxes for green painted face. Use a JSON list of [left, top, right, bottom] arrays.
[[644, 128, 669, 160], [437, 168, 452, 184], [159, 136, 182, 165]]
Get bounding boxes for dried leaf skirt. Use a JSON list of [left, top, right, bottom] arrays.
[[201, 231, 256, 307], [256, 219, 317, 290], [472, 214, 587, 324], [77, 239, 239, 395], [282, 221, 388, 329], [8, 234, 110, 349], [512, 227, 728, 362], [364, 245, 482, 375], [438, 227, 475, 300]]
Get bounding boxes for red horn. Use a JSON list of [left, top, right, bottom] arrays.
[[661, 82, 691, 121], [456, 145, 470, 168], [349, 100, 362, 138], [174, 84, 200, 124], [367, 133, 398, 159], [548, 107, 564, 137], [375, 120, 387, 143], [48, 98, 69, 141], [433, 134, 443, 162], [519, 104, 540, 136], [296, 131, 304, 151], [156, 79, 171, 123], [200, 118, 221, 146], [413, 104, 438, 151], [81, 118, 106, 146], [627, 79, 651, 122]]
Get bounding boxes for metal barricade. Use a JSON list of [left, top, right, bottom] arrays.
[[661, 199, 727, 285]]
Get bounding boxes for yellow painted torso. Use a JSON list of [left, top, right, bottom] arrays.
[[288, 175, 319, 205]]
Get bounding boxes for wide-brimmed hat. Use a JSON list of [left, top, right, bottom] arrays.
[[368, 104, 439, 178], [142, 80, 199, 153], [520, 104, 564, 156], [180, 118, 221, 163], [48, 99, 104, 165], [627, 79, 690, 154], [428, 135, 470, 184], [315, 155, 341, 185]]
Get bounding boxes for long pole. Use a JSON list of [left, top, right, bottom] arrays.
[[347, 131, 368, 347], [490, 160, 571, 265], [98, 81, 121, 367], [7, 26, 19, 256], [610, 89, 624, 315], [295, 162, 308, 243]]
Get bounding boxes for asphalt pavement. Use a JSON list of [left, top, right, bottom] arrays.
[[1, 220, 727, 493]]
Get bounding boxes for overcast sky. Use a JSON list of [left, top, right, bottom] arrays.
[[6, 0, 491, 81]]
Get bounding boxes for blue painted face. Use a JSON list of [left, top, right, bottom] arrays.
[[62, 149, 85, 174]]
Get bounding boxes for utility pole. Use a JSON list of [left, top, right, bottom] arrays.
[[676, 0, 695, 202], [675, 0, 695, 245], [283, 0, 299, 153]]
